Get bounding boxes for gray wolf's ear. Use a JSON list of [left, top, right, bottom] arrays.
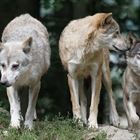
[[0, 42, 4, 52], [101, 13, 112, 27], [22, 37, 32, 53], [126, 31, 137, 47]]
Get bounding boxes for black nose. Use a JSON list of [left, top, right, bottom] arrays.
[[0, 81, 8, 86], [128, 46, 131, 50]]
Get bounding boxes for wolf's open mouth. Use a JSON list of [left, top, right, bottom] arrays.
[[113, 45, 128, 52]]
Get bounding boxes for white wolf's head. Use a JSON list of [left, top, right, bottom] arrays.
[[0, 37, 32, 87]]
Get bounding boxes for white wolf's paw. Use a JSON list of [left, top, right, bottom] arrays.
[[109, 112, 120, 127], [24, 120, 33, 130], [10, 121, 20, 128], [131, 114, 139, 125], [88, 121, 98, 129], [82, 118, 87, 125]]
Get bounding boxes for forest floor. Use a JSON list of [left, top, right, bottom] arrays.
[[0, 107, 139, 140]]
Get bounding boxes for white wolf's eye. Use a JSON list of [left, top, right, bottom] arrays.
[[12, 63, 19, 69], [1, 63, 6, 69]]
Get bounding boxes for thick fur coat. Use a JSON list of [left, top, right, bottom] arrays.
[[0, 14, 50, 129], [59, 13, 130, 128], [123, 32, 140, 130]]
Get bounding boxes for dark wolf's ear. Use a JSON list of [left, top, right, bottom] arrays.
[[101, 13, 112, 27], [22, 37, 32, 53], [126, 32, 137, 47]]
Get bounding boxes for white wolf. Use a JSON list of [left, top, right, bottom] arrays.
[[0, 14, 50, 129]]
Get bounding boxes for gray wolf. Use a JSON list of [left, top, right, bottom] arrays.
[[59, 13, 130, 128], [123, 32, 140, 130], [0, 14, 50, 129]]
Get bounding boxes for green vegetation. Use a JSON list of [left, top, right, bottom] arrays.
[[0, 110, 109, 140]]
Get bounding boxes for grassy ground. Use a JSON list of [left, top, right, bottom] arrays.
[[0, 109, 108, 140]]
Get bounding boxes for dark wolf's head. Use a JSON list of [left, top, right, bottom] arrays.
[[126, 32, 140, 74]]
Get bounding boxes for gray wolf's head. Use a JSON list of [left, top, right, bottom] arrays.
[[0, 37, 32, 87], [89, 13, 130, 52], [126, 32, 140, 73]]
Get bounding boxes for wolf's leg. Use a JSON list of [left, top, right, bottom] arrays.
[[34, 108, 37, 120], [123, 94, 133, 129], [79, 78, 87, 124], [128, 101, 139, 125], [102, 70, 120, 127], [88, 65, 102, 128], [102, 49, 120, 127], [7, 86, 21, 128], [67, 74, 82, 121], [24, 81, 40, 129], [127, 91, 139, 127]]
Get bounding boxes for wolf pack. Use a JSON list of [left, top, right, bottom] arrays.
[[0, 13, 140, 131]]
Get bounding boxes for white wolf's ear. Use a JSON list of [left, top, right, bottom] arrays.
[[101, 13, 112, 27], [0, 42, 4, 52], [126, 32, 137, 47], [22, 37, 32, 53]]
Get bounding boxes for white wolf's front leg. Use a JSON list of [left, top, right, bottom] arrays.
[[24, 81, 40, 129], [7, 86, 21, 128]]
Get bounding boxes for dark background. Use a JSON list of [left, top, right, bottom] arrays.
[[0, 0, 140, 124]]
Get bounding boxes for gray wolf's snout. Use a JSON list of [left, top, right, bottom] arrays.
[[127, 46, 131, 51]]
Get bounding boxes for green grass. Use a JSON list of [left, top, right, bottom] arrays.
[[0, 110, 108, 140]]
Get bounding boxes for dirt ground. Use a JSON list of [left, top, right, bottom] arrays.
[[83, 115, 140, 140], [83, 124, 139, 140], [99, 125, 138, 140], [99, 115, 140, 140]]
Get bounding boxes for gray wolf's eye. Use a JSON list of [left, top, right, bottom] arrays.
[[137, 53, 140, 59]]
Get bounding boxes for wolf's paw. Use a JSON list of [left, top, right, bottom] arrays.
[[10, 121, 20, 128], [73, 117, 83, 127], [131, 114, 139, 125], [24, 120, 33, 130], [88, 121, 98, 129], [109, 112, 120, 127], [82, 118, 87, 125]]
